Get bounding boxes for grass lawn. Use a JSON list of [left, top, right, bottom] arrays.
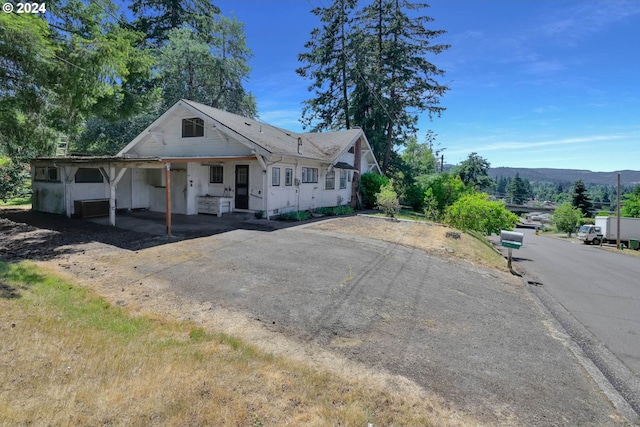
[[0, 196, 31, 207], [0, 261, 460, 426]]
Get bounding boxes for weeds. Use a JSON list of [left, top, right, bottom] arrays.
[[0, 260, 449, 426]]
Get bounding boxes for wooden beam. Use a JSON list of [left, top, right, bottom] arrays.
[[161, 156, 256, 163], [165, 163, 171, 235]]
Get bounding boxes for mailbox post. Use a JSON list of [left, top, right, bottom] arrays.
[[500, 230, 524, 270]]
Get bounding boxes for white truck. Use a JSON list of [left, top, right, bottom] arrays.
[[577, 216, 640, 246]]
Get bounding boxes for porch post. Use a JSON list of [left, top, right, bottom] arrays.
[[64, 167, 78, 218], [165, 163, 172, 235], [109, 165, 116, 226]]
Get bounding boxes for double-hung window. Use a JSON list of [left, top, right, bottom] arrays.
[[325, 170, 335, 190], [272, 167, 281, 186], [285, 168, 293, 186], [339, 169, 347, 189], [301, 167, 318, 183]]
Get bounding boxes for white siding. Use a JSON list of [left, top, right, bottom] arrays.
[[133, 109, 253, 158], [32, 181, 65, 214]]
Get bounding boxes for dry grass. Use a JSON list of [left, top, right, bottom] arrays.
[[309, 215, 509, 271], [0, 261, 472, 426]]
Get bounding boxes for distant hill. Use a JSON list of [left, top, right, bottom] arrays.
[[488, 167, 640, 186]]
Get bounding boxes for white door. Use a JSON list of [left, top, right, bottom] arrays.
[[170, 169, 187, 214]]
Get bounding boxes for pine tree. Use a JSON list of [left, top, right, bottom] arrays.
[[506, 173, 528, 204], [298, 0, 450, 172], [571, 179, 593, 217], [297, 0, 358, 131], [129, 0, 220, 45]]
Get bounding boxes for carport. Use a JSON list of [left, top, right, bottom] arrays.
[[33, 155, 255, 235]]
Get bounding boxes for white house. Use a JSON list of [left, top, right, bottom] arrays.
[[31, 99, 381, 232]]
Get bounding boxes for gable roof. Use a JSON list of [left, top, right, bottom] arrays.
[[118, 99, 381, 173]]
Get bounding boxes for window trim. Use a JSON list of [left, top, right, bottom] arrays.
[[209, 165, 223, 184], [301, 167, 318, 183], [285, 168, 293, 186], [182, 117, 205, 138], [325, 169, 335, 190], [339, 169, 347, 189], [272, 167, 281, 186], [34, 166, 60, 182]]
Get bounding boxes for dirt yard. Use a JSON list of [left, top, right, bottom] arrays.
[[0, 209, 625, 426]]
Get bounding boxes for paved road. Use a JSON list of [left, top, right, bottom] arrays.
[[509, 229, 640, 419], [512, 229, 640, 376]]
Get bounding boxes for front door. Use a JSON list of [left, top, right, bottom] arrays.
[[170, 169, 187, 214], [235, 165, 249, 209]]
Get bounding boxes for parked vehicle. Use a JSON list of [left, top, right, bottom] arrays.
[[577, 216, 640, 246]]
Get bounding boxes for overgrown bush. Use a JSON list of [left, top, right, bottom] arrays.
[[553, 202, 583, 237], [0, 157, 30, 202], [403, 183, 426, 212], [376, 182, 400, 217], [445, 192, 518, 235], [360, 172, 389, 209], [422, 174, 468, 221]]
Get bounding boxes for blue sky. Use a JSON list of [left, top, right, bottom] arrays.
[[213, 0, 640, 172]]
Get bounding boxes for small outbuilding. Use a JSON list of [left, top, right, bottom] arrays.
[[31, 99, 381, 232]]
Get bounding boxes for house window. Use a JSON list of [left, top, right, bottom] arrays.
[[75, 168, 103, 183], [182, 118, 204, 137], [209, 165, 223, 183], [348, 146, 355, 153], [34, 166, 60, 182], [272, 167, 280, 186], [301, 167, 318, 183], [340, 169, 347, 189], [285, 168, 293, 186], [325, 170, 335, 190]]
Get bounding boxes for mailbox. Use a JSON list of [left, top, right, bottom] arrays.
[[500, 230, 524, 250]]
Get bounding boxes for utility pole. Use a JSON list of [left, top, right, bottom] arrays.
[[617, 173, 621, 249]]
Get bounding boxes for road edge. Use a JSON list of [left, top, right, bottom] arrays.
[[523, 280, 640, 425]]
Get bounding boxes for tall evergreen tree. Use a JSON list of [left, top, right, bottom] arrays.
[[156, 22, 256, 117], [506, 173, 528, 204], [129, 0, 220, 45], [297, 0, 358, 131], [452, 152, 493, 191], [298, 0, 449, 173], [1, 0, 157, 157], [571, 179, 593, 217], [354, 0, 449, 172]]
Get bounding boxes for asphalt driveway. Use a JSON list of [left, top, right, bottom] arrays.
[[101, 220, 623, 425], [0, 211, 626, 425]]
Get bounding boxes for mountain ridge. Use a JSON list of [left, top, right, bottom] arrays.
[[488, 167, 640, 186]]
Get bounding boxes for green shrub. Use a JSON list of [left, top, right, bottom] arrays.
[[376, 182, 400, 217], [553, 202, 583, 236], [279, 210, 310, 221], [254, 210, 264, 219], [315, 206, 354, 216], [403, 183, 426, 212], [360, 172, 389, 209], [445, 192, 518, 235]]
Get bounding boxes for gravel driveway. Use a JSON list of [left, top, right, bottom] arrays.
[[0, 210, 625, 425]]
